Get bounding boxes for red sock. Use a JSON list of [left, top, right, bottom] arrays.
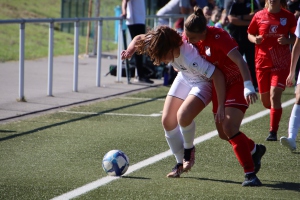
[[241, 131, 255, 151], [229, 132, 254, 173], [270, 108, 282, 132]]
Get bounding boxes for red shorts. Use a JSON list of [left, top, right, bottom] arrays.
[[256, 68, 289, 94], [212, 80, 248, 114]]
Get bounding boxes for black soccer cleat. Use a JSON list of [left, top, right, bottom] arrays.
[[252, 144, 266, 174], [266, 131, 277, 141], [242, 173, 262, 187]]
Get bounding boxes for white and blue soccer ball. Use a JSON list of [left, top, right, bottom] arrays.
[[102, 150, 129, 176]]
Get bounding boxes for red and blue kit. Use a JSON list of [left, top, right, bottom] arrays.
[[184, 27, 248, 113], [248, 8, 297, 92]]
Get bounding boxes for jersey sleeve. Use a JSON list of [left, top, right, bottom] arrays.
[[247, 14, 258, 35], [215, 30, 238, 56]]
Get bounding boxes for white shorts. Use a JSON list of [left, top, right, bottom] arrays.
[[167, 72, 212, 106], [297, 70, 300, 85]]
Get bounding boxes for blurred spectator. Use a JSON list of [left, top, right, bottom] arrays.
[[157, 0, 195, 31], [196, 0, 208, 8], [210, 7, 222, 27], [207, 0, 217, 10], [122, 0, 154, 83], [227, 0, 260, 91], [203, 6, 213, 24], [288, 0, 300, 19]]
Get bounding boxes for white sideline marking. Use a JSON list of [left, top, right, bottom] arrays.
[[59, 111, 162, 117], [120, 97, 166, 101], [51, 98, 295, 200]]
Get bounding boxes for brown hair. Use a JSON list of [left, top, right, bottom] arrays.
[[265, 0, 287, 9], [184, 6, 207, 34], [135, 26, 183, 65]]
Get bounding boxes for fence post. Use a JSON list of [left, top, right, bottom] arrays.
[[73, 20, 80, 92], [47, 21, 54, 96], [96, 19, 103, 87], [116, 19, 123, 82], [18, 22, 25, 102]]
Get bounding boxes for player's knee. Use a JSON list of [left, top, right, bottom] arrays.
[[161, 116, 176, 130], [262, 102, 271, 109], [177, 112, 192, 127], [218, 133, 228, 140]]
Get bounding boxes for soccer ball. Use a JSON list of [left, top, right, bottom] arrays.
[[102, 150, 129, 176]]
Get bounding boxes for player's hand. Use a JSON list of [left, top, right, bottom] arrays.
[[255, 35, 263, 44], [277, 35, 288, 45], [214, 105, 225, 124], [121, 50, 133, 60], [286, 72, 295, 87], [244, 81, 258, 104]]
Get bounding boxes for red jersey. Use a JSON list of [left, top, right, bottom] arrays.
[[184, 27, 243, 86], [247, 8, 297, 70]]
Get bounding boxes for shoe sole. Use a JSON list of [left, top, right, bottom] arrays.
[[280, 138, 296, 152]]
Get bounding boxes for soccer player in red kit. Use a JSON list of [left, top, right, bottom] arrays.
[[248, 0, 297, 141], [183, 6, 266, 186]]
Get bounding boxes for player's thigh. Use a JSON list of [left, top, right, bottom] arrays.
[[257, 68, 271, 94], [177, 83, 212, 125], [162, 75, 190, 129], [162, 96, 183, 130]]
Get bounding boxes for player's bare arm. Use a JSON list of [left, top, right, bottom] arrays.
[[227, 48, 258, 104], [121, 34, 145, 60], [211, 68, 226, 123]]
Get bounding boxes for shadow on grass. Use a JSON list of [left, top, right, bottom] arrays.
[[182, 176, 240, 185], [0, 95, 166, 142], [0, 129, 16, 133], [184, 177, 300, 192], [263, 181, 300, 192], [121, 176, 150, 180]]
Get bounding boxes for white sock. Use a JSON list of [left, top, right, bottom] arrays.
[[179, 121, 195, 149], [288, 104, 300, 140], [165, 125, 184, 163]]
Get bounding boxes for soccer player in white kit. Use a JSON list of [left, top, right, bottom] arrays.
[[280, 17, 300, 151], [121, 25, 226, 177]]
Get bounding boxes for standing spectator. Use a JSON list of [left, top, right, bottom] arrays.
[[280, 17, 300, 152], [121, 0, 154, 84], [248, 0, 297, 141], [157, 0, 194, 31], [288, 0, 300, 83], [227, 0, 259, 91], [196, 0, 208, 8]]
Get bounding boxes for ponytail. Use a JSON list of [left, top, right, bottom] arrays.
[[184, 6, 207, 33]]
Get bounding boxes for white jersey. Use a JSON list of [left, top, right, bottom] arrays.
[[126, 0, 145, 25], [170, 40, 216, 86]]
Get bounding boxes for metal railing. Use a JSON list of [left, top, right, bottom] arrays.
[[0, 14, 187, 101]]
